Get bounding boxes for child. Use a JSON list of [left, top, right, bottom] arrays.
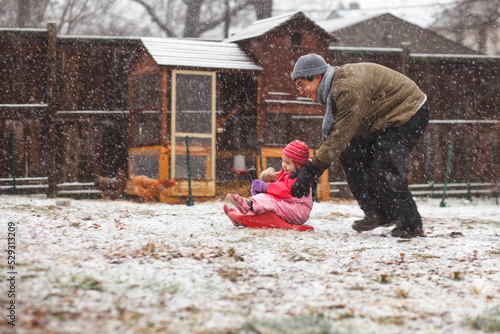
[[224, 140, 314, 226]]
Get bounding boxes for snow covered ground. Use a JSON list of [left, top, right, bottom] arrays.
[[1, 194, 499, 333]]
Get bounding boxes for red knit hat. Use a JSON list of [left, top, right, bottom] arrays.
[[282, 140, 309, 168]]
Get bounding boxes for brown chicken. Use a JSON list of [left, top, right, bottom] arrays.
[[94, 169, 127, 200], [129, 175, 175, 203]]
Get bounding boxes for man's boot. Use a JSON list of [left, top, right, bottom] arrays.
[[391, 226, 424, 238], [352, 214, 393, 231]]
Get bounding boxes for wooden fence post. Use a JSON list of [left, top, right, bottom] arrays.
[[46, 22, 58, 198], [493, 136, 498, 205], [400, 42, 410, 76]]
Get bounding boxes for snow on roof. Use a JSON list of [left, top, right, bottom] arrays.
[[225, 11, 301, 42], [315, 7, 447, 32], [141, 37, 262, 71], [225, 10, 336, 43], [316, 10, 383, 32]]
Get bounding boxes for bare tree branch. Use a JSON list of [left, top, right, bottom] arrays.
[[131, 0, 177, 37], [433, 0, 500, 54], [196, 0, 256, 36]]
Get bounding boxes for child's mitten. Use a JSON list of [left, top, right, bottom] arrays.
[[260, 167, 278, 183], [251, 179, 269, 196]]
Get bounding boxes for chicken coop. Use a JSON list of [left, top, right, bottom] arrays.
[[128, 38, 262, 202]]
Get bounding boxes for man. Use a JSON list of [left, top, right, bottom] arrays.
[[290, 53, 429, 238]]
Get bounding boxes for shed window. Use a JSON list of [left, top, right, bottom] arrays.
[[174, 74, 212, 134], [291, 33, 302, 46], [131, 74, 160, 110]]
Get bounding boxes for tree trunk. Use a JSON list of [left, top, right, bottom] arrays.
[[184, 0, 203, 37], [224, 0, 230, 38], [478, 25, 488, 54], [18, 0, 31, 28], [254, 0, 272, 20]]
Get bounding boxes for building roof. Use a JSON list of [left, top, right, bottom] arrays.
[[321, 13, 480, 55], [140, 37, 262, 71], [317, 11, 382, 32], [225, 11, 301, 42], [225, 11, 336, 43]]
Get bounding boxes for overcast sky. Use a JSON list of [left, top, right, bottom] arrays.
[[273, 0, 457, 27], [110, 0, 458, 38]]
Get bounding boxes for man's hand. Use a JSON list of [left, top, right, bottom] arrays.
[[247, 168, 258, 181], [290, 161, 323, 198]]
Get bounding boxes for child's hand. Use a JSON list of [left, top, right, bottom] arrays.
[[251, 179, 269, 196], [260, 167, 278, 183]]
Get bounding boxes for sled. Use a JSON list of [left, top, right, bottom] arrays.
[[227, 211, 314, 231]]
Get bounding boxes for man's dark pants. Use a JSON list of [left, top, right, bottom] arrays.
[[339, 104, 430, 230]]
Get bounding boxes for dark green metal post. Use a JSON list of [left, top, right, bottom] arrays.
[[10, 131, 16, 194], [185, 136, 194, 206], [466, 141, 472, 201], [492, 136, 498, 205], [440, 140, 454, 207], [424, 132, 434, 198], [312, 140, 318, 202], [258, 138, 263, 172]]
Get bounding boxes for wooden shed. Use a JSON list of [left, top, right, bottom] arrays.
[[128, 37, 262, 202]]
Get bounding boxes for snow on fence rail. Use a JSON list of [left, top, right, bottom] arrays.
[[0, 178, 99, 196], [330, 181, 496, 197]]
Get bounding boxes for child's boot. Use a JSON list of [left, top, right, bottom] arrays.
[[225, 194, 250, 213], [223, 204, 244, 227]]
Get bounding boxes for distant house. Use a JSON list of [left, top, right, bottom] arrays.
[[429, 1, 500, 56], [318, 12, 480, 54]]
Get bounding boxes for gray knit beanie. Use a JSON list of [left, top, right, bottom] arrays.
[[291, 54, 328, 80]]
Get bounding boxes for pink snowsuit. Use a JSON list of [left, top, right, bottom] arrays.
[[251, 170, 313, 225]]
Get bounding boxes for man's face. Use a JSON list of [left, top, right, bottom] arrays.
[[295, 75, 321, 102]]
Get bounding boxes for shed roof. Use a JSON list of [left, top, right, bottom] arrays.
[[140, 37, 262, 71], [225, 11, 336, 43]]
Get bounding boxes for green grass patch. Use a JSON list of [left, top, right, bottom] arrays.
[[74, 276, 103, 291], [470, 306, 500, 332], [57, 275, 104, 291], [235, 314, 335, 334], [377, 315, 405, 326]]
